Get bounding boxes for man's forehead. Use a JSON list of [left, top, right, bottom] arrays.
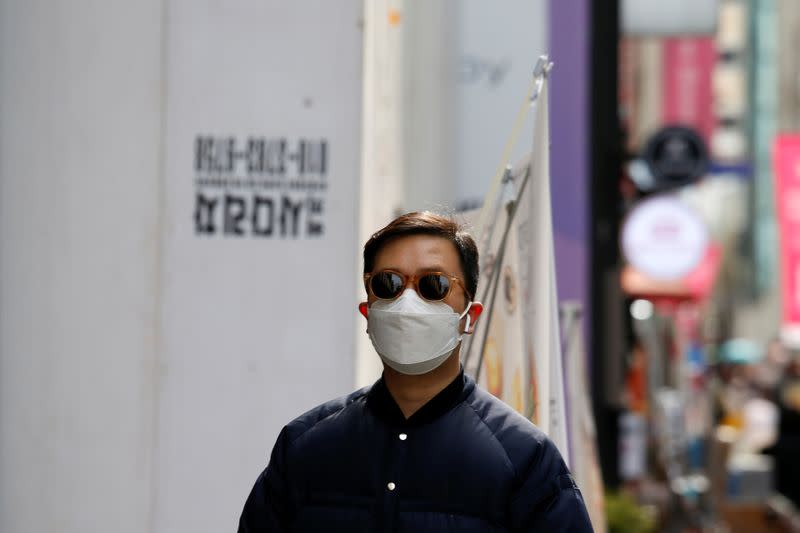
[[376, 234, 456, 254], [373, 235, 461, 269]]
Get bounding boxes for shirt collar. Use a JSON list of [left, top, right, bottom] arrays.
[[366, 366, 473, 427]]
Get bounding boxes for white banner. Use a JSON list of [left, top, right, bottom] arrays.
[[563, 304, 607, 533], [519, 77, 569, 460], [466, 201, 534, 418], [156, 2, 363, 531], [465, 72, 569, 462]]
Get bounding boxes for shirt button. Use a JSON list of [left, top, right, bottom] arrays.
[[387, 482, 396, 491], [399, 433, 407, 441]]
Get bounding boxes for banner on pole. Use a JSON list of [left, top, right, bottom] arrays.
[[462, 60, 610, 527], [464, 199, 537, 421], [562, 303, 607, 533], [463, 67, 568, 462], [662, 37, 715, 146], [521, 76, 568, 459], [774, 134, 800, 348]]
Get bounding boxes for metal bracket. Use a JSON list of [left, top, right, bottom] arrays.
[[533, 55, 554, 79], [530, 55, 554, 102]]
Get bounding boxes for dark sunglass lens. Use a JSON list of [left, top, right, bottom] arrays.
[[418, 274, 450, 301], [371, 271, 404, 299]]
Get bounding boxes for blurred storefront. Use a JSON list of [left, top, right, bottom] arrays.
[[597, 0, 800, 530]]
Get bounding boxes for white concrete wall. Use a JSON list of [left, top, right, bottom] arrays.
[[452, 0, 549, 210], [400, 1, 459, 213], [0, 2, 363, 532], [154, 1, 362, 531], [0, 1, 164, 532]]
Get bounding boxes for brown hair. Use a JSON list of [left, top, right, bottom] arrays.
[[363, 211, 479, 300]]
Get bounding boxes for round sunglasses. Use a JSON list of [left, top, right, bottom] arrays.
[[364, 270, 472, 302]]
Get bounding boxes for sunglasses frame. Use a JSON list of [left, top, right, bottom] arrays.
[[364, 269, 473, 302]]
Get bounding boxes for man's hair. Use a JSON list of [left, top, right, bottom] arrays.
[[363, 211, 479, 300]]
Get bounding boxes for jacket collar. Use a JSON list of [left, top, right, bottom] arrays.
[[366, 366, 474, 427]]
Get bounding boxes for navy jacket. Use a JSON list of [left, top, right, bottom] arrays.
[[239, 370, 593, 532]]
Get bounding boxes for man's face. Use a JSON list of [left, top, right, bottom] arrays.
[[367, 234, 470, 313]]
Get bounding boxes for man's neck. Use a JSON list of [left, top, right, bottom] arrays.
[[382, 351, 461, 419]]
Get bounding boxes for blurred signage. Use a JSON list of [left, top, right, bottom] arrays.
[[621, 0, 719, 35], [662, 38, 715, 145], [717, 1, 748, 52], [712, 4, 748, 163], [774, 134, 800, 348], [619, 37, 663, 152], [642, 126, 709, 192], [620, 244, 722, 302], [622, 196, 709, 281]]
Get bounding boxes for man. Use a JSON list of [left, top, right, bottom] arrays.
[[239, 211, 593, 532]]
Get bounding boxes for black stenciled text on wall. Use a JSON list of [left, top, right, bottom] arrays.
[[193, 135, 328, 239]]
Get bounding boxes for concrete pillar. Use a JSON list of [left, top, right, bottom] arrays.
[[0, 1, 164, 532]]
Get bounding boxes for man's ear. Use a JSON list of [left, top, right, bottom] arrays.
[[358, 301, 369, 319], [464, 302, 483, 334]]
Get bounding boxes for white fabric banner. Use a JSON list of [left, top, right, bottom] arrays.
[[519, 78, 569, 460], [563, 304, 607, 533], [465, 202, 533, 418], [156, 2, 363, 531], [465, 74, 569, 462]]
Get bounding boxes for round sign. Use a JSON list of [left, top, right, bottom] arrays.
[[621, 196, 709, 281], [642, 126, 708, 191]]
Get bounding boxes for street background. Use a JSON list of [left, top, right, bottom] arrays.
[[1, 1, 799, 531]]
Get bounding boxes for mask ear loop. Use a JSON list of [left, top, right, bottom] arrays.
[[460, 302, 473, 335]]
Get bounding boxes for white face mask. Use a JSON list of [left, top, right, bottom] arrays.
[[367, 288, 472, 375]]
